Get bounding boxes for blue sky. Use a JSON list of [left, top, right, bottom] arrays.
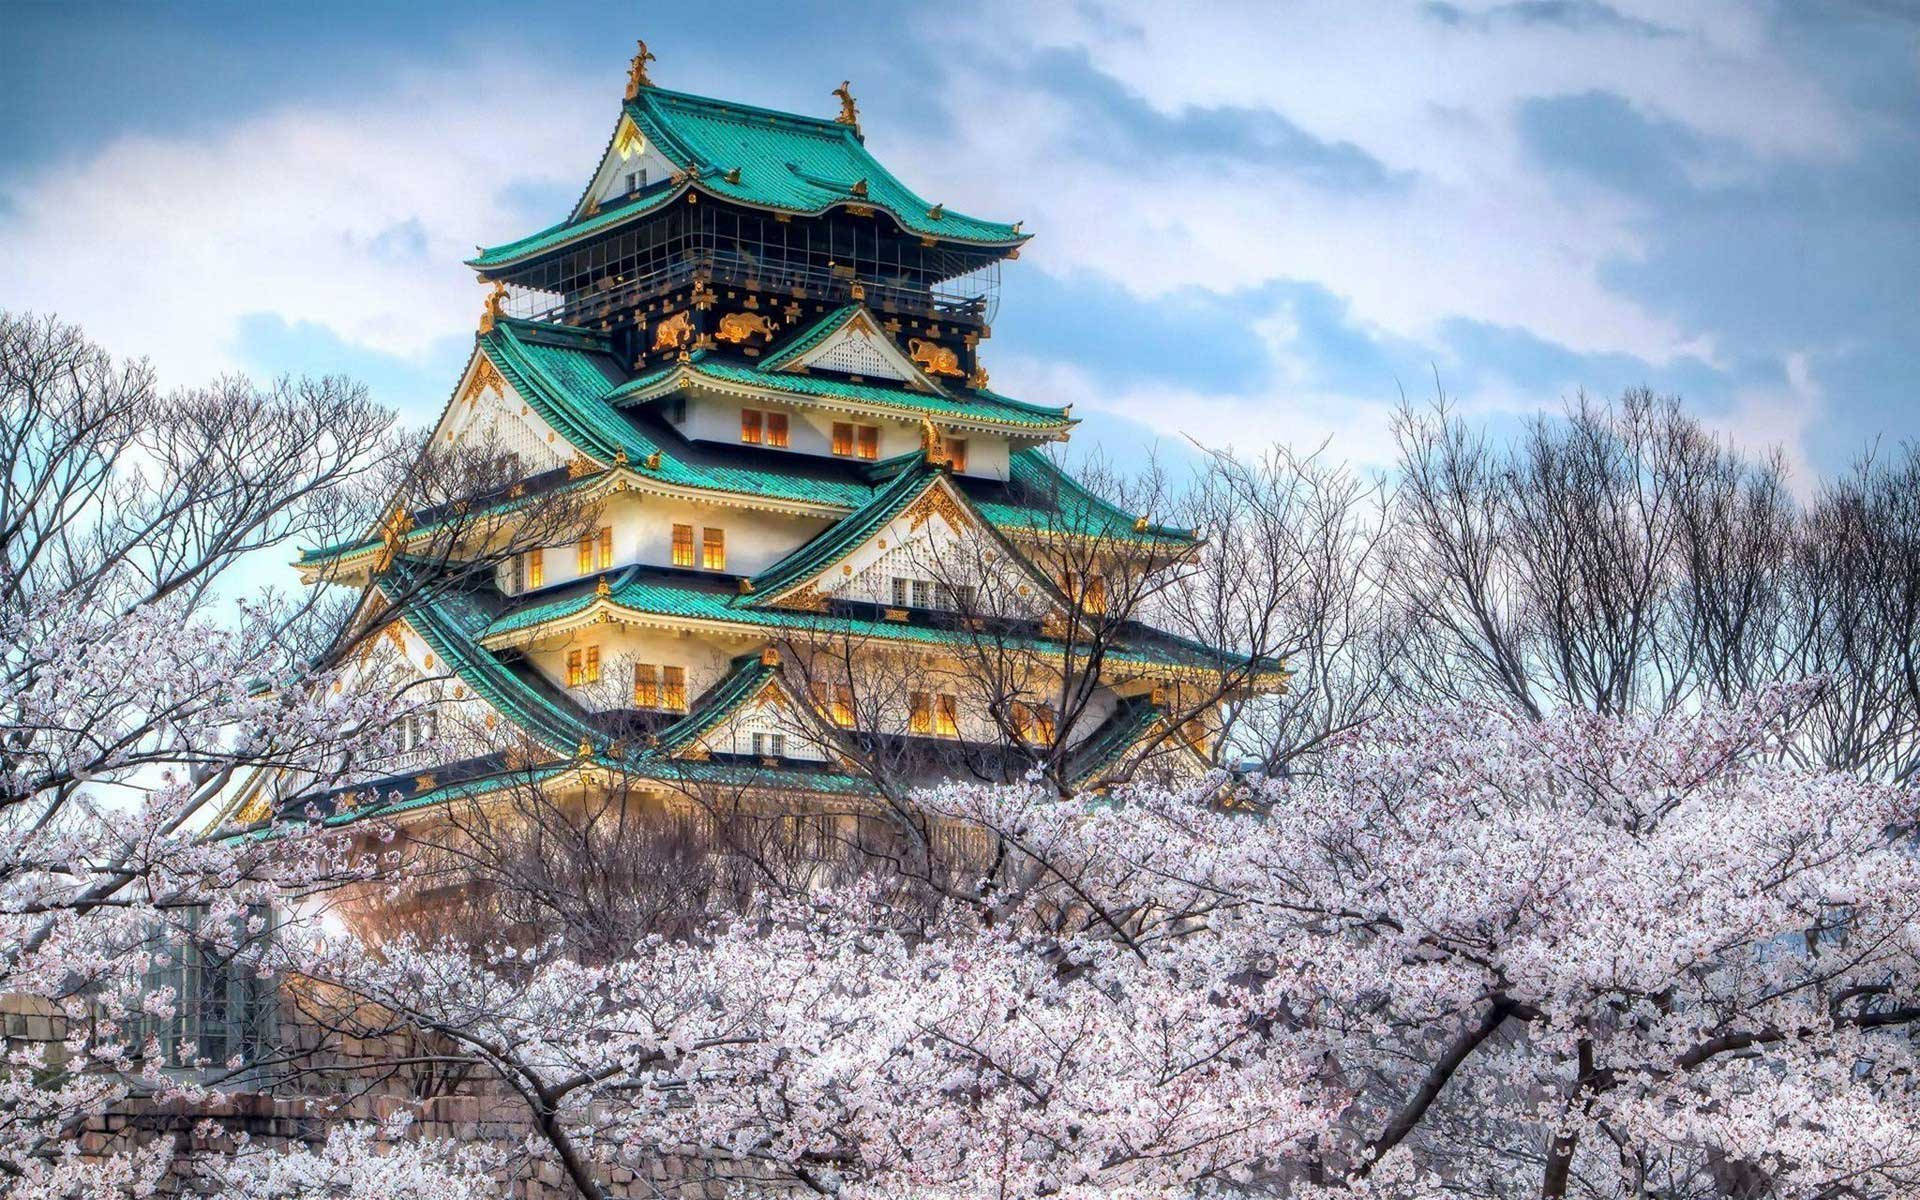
[[4, 1, 1917, 490]]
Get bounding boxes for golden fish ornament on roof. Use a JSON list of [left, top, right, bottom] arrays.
[[625, 39, 657, 99], [833, 80, 859, 127]]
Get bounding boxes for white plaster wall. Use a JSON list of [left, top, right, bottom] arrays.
[[677, 394, 1010, 480], [499, 490, 833, 595], [527, 624, 747, 714]]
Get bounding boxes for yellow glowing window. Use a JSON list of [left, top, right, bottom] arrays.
[[832, 422, 853, 456], [1063, 570, 1108, 614], [909, 691, 931, 734], [702, 527, 726, 571], [945, 438, 968, 471], [766, 412, 789, 448], [671, 523, 694, 567], [662, 665, 686, 712], [577, 534, 593, 574], [597, 526, 613, 570], [634, 663, 658, 707], [741, 409, 763, 444], [584, 645, 601, 684], [1016, 701, 1057, 745], [526, 548, 544, 589], [857, 425, 878, 460], [565, 648, 585, 687], [935, 693, 959, 737]]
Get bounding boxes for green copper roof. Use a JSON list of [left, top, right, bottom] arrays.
[[653, 651, 780, 753], [961, 451, 1197, 544], [466, 184, 682, 270], [1066, 699, 1169, 789], [745, 460, 943, 601], [378, 566, 601, 758], [755, 302, 865, 372], [483, 563, 1253, 675], [483, 320, 878, 508], [469, 88, 1024, 269], [610, 356, 1071, 432], [630, 87, 1023, 243]]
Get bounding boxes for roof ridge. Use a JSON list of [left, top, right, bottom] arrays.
[[635, 86, 853, 135]]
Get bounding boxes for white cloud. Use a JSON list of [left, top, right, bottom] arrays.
[[0, 59, 605, 388], [882, 0, 1850, 373]]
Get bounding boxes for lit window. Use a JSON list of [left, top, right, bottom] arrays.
[[1015, 701, 1057, 745], [702, 527, 726, 571], [634, 663, 659, 707], [815, 682, 856, 727], [766, 412, 789, 448], [833, 423, 878, 459], [1062, 570, 1108, 614], [671, 523, 694, 567], [945, 438, 968, 471], [935, 693, 959, 737], [662, 666, 687, 711], [565, 646, 600, 687], [597, 526, 613, 570], [577, 533, 593, 574], [741, 409, 763, 444], [527, 548, 544, 589], [909, 691, 931, 734]]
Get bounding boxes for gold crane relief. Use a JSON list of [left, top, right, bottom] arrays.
[[907, 338, 963, 377], [716, 311, 778, 344], [652, 310, 694, 351]]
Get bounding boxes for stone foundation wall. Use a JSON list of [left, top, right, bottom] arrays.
[[2, 992, 774, 1198]]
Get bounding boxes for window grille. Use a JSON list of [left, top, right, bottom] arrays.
[[672, 523, 694, 566], [702, 528, 726, 571], [136, 906, 276, 1076]]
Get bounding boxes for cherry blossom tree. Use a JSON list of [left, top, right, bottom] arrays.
[[282, 688, 1919, 1199], [0, 312, 576, 1194]]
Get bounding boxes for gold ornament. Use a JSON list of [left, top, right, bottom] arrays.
[[832, 80, 859, 127], [716, 311, 778, 343], [907, 338, 963, 377], [624, 39, 656, 99], [478, 281, 507, 334], [652, 310, 694, 351]]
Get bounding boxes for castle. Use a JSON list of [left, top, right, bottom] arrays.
[[239, 42, 1278, 838]]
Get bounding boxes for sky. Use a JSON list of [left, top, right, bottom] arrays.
[[3, 1, 1918, 495]]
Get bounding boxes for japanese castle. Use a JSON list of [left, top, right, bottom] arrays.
[[244, 44, 1274, 830]]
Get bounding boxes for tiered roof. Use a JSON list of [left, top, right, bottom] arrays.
[[257, 56, 1262, 834], [469, 87, 1027, 270], [297, 314, 1187, 573]]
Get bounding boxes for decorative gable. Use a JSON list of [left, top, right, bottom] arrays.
[[435, 352, 569, 471], [574, 113, 680, 220], [771, 306, 943, 390], [688, 676, 829, 763]]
